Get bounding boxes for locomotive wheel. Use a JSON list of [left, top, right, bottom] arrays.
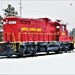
[[7, 56, 11, 58], [17, 53, 23, 57], [65, 50, 67, 53], [63, 50, 67, 53], [20, 53, 23, 57], [17, 50, 24, 57], [7, 54, 12, 58], [46, 51, 49, 54], [29, 50, 33, 55], [29, 50, 36, 56], [55, 50, 60, 54], [64, 48, 69, 53], [44, 47, 49, 54]]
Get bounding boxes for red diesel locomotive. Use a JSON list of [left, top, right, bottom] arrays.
[[0, 16, 74, 57]]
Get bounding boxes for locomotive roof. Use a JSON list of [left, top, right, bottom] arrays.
[[3, 16, 62, 26], [3, 16, 51, 21]]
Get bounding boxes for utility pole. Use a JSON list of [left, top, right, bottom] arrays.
[[20, 0, 22, 17]]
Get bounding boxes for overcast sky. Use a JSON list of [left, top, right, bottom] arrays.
[[0, 0, 75, 31]]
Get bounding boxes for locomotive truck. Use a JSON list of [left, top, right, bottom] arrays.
[[0, 16, 74, 57]]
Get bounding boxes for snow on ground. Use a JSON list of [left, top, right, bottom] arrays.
[[0, 50, 75, 74]]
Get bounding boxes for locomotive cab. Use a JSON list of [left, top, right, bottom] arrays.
[[3, 17, 18, 42]]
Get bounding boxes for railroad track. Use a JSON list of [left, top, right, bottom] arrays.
[[0, 49, 75, 59]]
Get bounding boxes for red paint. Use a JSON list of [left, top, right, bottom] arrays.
[[3, 17, 73, 43]]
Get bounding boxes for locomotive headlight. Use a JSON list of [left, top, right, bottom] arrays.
[[3, 21, 6, 25], [56, 26, 60, 29], [9, 21, 16, 24], [3, 20, 8, 25]]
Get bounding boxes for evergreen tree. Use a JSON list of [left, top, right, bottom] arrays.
[[3, 4, 18, 17], [0, 15, 3, 41]]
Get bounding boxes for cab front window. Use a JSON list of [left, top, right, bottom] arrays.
[[62, 26, 65, 31]]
